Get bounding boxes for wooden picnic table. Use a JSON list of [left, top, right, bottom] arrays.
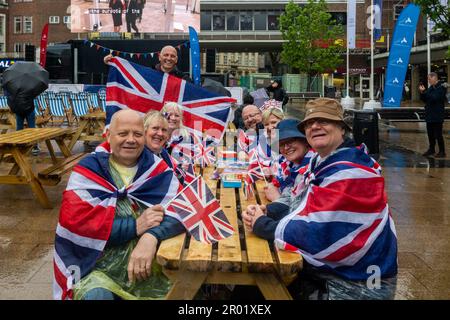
[[156, 166, 303, 300], [0, 127, 82, 209], [0, 109, 16, 133], [68, 111, 106, 150]]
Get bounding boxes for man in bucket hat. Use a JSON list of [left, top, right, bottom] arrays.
[[243, 98, 398, 300]]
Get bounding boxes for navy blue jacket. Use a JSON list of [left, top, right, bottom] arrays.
[[420, 82, 447, 122]]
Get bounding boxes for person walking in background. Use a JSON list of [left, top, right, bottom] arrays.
[[125, 0, 140, 33], [419, 72, 447, 158], [109, 0, 124, 32], [136, 0, 146, 23]]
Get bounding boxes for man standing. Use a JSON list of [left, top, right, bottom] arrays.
[[53, 109, 184, 300], [124, 0, 139, 33], [419, 72, 447, 158], [154, 45, 192, 82], [103, 45, 191, 82]]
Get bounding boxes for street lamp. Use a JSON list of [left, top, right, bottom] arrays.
[[363, 0, 381, 110]]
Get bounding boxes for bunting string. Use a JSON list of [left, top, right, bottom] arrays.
[[82, 40, 190, 60]]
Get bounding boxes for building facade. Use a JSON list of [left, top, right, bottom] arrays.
[[7, 0, 72, 57]]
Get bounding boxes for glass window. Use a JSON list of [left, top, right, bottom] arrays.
[[49, 16, 60, 24], [240, 12, 253, 31], [200, 11, 211, 31], [14, 43, 23, 53], [212, 12, 225, 31], [226, 11, 239, 31], [24, 16, 32, 33], [14, 17, 22, 33], [254, 12, 267, 31], [63, 16, 70, 24], [268, 13, 280, 31]]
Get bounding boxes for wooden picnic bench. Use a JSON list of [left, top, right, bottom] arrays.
[[0, 128, 85, 208], [156, 167, 303, 300], [68, 111, 106, 150]]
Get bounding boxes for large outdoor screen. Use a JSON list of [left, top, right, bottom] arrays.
[[70, 0, 200, 33]]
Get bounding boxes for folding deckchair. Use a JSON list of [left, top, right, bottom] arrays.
[[98, 88, 107, 112], [69, 92, 90, 119], [59, 92, 76, 125], [47, 91, 71, 126], [0, 96, 9, 109], [87, 92, 101, 111]]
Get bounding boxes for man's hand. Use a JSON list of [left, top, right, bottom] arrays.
[[419, 84, 426, 93], [127, 233, 158, 284], [136, 205, 164, 236], [104, 54, 113, 65], [264, 184, 281, 202], [242, 204, 266, 231]]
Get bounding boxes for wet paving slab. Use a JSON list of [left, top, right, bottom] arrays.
[[0, 117, 449, 299]]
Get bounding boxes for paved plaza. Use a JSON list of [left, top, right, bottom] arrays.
[[0, 101, 449, 299]]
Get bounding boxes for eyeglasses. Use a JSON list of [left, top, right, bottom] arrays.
[[243, 113, 261, 121], [304, 118, 333, 129], [279, 139, 298, 149]]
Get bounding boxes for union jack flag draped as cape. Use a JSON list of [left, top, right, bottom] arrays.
[[106, 57, 236, 142], [166, 176, 234, 244], [274, 146, 397, 280], [53, 148, 181, 300]]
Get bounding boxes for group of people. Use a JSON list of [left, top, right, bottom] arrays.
[[54, 44, 403, 300], [109, 0, 146, 33]]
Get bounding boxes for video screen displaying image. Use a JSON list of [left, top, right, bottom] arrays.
[[70, 0, 200, 33]]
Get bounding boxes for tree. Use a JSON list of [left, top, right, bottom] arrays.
[[414, 0, 449, 37], [413, 0, 450, 56], [279, 0, 344, 91]]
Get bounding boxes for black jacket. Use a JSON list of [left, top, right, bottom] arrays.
[[6, 90, 35, 117], [420, 82, 447, 123], [154, 64, 192, 82], [266, 85, 289, 105]]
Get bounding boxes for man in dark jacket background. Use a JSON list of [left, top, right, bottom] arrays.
[[419, 72, 447, 158], [266, 79, 289, 109], [5, 88, 40, 155]]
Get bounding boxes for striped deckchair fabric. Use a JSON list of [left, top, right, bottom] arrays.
[[47, 91, 71, 125], [69, 92, 90, 117], [87, 92, 100, 111], [98, 89, 106, 112], [59, 91, 76, 125], [0, 96, 9, 109]]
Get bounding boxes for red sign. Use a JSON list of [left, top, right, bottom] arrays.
[[39, 23, 49, 67]]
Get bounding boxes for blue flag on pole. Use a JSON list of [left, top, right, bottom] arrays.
[[374, 0, 383, 41], [383, 4, 420, 108], [189, 26, 201, 86]]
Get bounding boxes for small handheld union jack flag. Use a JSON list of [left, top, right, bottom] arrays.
[[165, 176, 234, 244]]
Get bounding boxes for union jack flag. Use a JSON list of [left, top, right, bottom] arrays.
[[274, 146, 397, 281], [106, 57, 236, 142], [194, 140, 216, 167], [53, 148, 181, 300], [166, 176, 234, 244]]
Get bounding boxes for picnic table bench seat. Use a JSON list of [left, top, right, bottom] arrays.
[[156, 167, 302, 300], [38, 152, 87, 186], [288, 92, 321, 103]]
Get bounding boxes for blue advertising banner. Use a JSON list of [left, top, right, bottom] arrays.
[[189, 26, 201, 86], [383, 4, 420, 108]]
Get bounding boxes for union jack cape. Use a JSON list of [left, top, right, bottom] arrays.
[[274, 146, 397, 281], [53, 148, 181, 300], [106, 57, 236, 142]]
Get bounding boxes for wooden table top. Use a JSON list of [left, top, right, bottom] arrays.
[[157, 166, 303, 282], [0, 128, 74, 146]]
